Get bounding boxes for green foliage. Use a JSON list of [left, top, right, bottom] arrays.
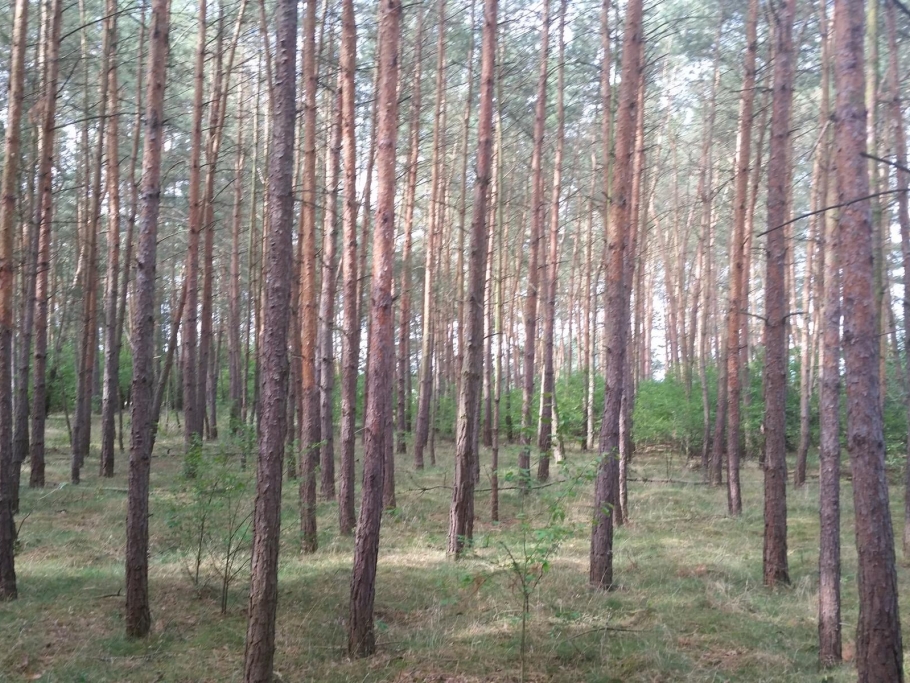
[[164, 431, 254, 614], [633, 376, 703, 456], [492, 461, 591, 682]]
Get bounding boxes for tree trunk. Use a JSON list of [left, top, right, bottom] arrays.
[[519, 0, 549, 490], [834, 0, 904, 679], [885, 0, 910, 565], [228, 85, 246, 432], [241, 0, 296, 674], [348, 0, 400, 656], [448, 0, 497, 557], [725, 0, 758, 503], [338, 0, 358, 537], [299, 0, 320, 554], [100, 0, 122, 478], [537, 0, 565, 484], [397, 6, 424, 458], [12, 0, 42, 507], [29, 0, 64, 491], [589, 0, 642, 591], [125, 0, 170, 637], [817, 4, 840, 659], [72, 1, 112, 484], [0, 0, 30, 601], [761, 0, 796, 588], [413, 0, 447, 470], [182, 0, 206, 453]]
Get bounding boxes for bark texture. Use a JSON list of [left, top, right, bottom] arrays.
[[126, 0, 170, 637], [448, 0, 497, 557], [348, 0, 400, 657], [834, 0, 903, 679], [242, 0, 297, 676], [589, 0, 642, 591], [762, 0, 796, 588]]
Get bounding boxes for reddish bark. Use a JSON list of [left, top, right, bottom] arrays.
[[349, 0, 401, 657]]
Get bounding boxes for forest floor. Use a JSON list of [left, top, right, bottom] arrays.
[[2, 415, 908, 682]]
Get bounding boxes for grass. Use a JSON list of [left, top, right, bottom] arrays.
[[1, 414, 908, 681]]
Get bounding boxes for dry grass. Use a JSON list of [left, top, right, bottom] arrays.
[[1, 415, 908, 681]]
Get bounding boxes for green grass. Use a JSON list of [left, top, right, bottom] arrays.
[[1, 414, 907, 681]]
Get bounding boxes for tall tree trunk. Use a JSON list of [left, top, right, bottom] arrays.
[[242, 0, 297, 674], [12, 5, 40, 508], [588, 0, 611, 453], [100, 0, 122, 478], [519, 0, 549, 490], [762, 0, 796, 587], [319, 82, 341, 501], [338, 0, 358, 536], [537, 0, 565, 484], [299, 0, 320, 554], [589, 0, 642, 591], [228, 85, 246, 432], [617, 68, 646, 526], [182, 0, 207, 454], [448, 0, 497, 557], [397, 6, 424, 458], [72, 4, 112, 484], [885, 0, 910, 564], [0, 0, 30, 601], [115, 5, 146, 457], [817, 4, 840, 660], [125, 0, 170, 637], [348, 0, 400, 656], [725, 0, 758, 501], [29, 0, 64, 490], [413, 0, 447, 469], [834, 0, 904, 678]]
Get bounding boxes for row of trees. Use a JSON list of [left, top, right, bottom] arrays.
[[0, 0, 908, 680]]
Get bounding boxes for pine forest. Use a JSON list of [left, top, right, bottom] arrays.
[[1, 0, 910, 680]]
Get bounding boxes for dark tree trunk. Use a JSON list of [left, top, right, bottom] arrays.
[[519, 0, 549, 490], [241, 0, 297, 675], [338, 0, 358, 537], [125, 0, 170, 637], [100, 0, 122, 478], [397, 6, 424, 458], [413, 0, 446, 470], [834, 0, 904, 679], [29, 0, 64, 491], [348, 0, 400, 657], [589, 0, 642, 591], [319, 82, 341, 502], [0, 0, 30, 601], [448, 0, 497, 557], [762, 0, 796, 588], [72, 8, 112, 484], [182, 0, 206, 453]]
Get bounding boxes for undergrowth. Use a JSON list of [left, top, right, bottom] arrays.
[[1, 414, 906, 681]]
